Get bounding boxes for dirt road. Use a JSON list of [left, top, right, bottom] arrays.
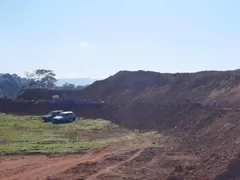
[[0, 137, 198, 180], [1, 132, 237, 180]]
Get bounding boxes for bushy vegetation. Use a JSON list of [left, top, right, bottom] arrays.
[[0, 70, 88, 98], [0, 73, 28, 98]]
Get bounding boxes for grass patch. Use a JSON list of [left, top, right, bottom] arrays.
[[0, 113, 130, 154]]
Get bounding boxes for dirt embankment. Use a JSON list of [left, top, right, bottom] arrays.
[[109, 103, 240, 179], [77, 70, 240, 107]]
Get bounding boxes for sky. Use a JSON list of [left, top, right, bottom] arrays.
[[0, 0, 240, 79]]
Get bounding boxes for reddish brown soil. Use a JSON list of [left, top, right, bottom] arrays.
[[0, 137, 199, 180], [2, 70, 240, 179], [76, 70, 240, 107]]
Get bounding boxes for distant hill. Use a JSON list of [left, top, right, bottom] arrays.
[[57, 78, 98, 86]]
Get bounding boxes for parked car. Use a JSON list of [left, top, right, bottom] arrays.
[[52, 111, 76, 124], [42, 110, 63, 122]]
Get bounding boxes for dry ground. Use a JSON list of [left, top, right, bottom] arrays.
[[0, 135, 197, 180]]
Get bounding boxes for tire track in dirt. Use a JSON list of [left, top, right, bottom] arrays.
[[0, 138, 149, 180], [0, 152, 107, 180], [1, 137, 180, 180], [86, 148, 145, 180], [46, 137, 154, 180], [0, 156, 85, 180], [86, 137, 156, 180]]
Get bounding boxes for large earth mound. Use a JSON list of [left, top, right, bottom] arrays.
[[77, 69, 240, 107]]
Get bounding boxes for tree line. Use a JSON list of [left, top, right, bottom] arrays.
[[0, 69, 86, 98]]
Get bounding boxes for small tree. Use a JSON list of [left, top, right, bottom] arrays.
[[25, 69, 58, 89]]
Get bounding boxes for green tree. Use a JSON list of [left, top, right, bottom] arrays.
[[0, 73, 25, 98], [25, 69, 58, 89]]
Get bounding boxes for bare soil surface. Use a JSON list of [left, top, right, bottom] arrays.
[[0, 136, 198, 180], [2, 70, 240, 179]]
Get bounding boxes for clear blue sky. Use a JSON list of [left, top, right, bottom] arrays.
[[0, 0, 239, 78]]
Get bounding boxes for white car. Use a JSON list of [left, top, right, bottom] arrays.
[[52, 111, 76, 124]]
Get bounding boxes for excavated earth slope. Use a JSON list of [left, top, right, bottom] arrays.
[[78, 70, 240, 107], [2, 69, 240, 179]]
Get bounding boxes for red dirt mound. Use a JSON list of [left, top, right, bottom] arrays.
[[78, 69, 240, 106]]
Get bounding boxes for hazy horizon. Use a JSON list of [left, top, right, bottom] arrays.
[[1, 0, 240, 78], [1, 68, 240, 80], [57, 77, 98, 86]]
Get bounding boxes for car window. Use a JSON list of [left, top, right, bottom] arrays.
[[59, 113, 73, 117]]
